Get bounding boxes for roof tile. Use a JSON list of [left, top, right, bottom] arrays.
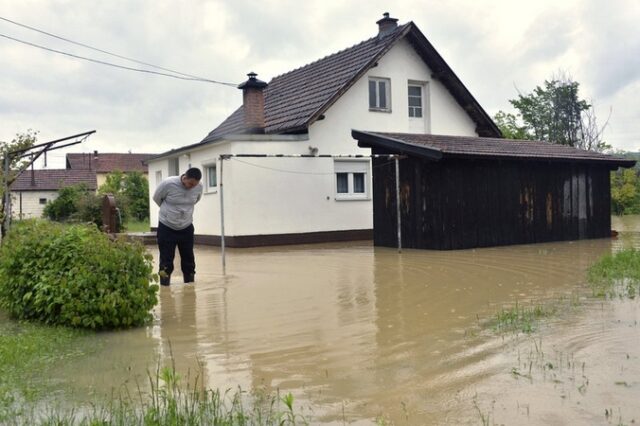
[[11, 169, 98, 191]]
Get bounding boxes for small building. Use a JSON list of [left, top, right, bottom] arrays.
[[9, 169, 97, 219], [66, 152, 154, 187], [352, 131, 635, 250]]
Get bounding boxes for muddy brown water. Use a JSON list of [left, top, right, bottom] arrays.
[[16, 217, 640, 423]]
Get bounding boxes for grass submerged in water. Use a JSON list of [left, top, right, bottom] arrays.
[[0, 317, 309, 425], [587, 248, 640, 298], [492, 301, 557, 334], [0, 319, 92, 419]]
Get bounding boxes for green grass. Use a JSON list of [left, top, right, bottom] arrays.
[[587, 249, 640, 298], [0, 318, 309, 425], [0, 318, 93, 420], [2, 362, 309, 425], [492, 301, 557, 334], [124, 219, 150, 233]]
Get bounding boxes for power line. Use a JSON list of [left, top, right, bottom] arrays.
[[0, 15, 236, 86]]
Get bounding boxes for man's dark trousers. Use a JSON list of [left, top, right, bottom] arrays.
[[157, 222, 195, 283]]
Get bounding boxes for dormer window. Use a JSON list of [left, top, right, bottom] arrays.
[[369, 77, 391, 112]]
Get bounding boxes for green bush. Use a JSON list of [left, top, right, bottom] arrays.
[[0, 220, 158, 329]]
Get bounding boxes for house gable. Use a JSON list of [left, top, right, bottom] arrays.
[[189, 16, 499, 153]]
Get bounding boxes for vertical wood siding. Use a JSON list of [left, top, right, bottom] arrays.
[[371, 154, 613, 250]]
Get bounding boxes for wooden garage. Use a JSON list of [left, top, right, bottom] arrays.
[[352, 130, 636, 250]]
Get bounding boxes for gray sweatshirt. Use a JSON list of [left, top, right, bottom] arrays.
[[153, 176, 203, 230]]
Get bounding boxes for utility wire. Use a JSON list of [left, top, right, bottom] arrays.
[[0, 32, 237, 86], [0, 15, 233, 84]]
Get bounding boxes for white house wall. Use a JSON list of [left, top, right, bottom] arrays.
[[10, 190, 57, 219], [148, 38, 481, 239]]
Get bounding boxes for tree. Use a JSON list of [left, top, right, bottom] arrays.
[[494, 74, 610, 151], [98, 170, 149, 221], [1, 130, 38, 236], [611, 168, 640, 215]]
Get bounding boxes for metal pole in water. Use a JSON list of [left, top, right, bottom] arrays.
[[219, 155, 226, 274], [395, 155, 402, 253]]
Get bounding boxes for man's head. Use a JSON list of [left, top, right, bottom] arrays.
[[181, 167, 202, 189]]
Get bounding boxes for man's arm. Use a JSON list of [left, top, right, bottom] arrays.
[[153, 180, 168, 207]]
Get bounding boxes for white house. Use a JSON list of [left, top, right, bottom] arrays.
[[10, 169, 97, 219], [147, 13, 501, 247]]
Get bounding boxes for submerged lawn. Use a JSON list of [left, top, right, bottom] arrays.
[[0, 316, 309, 425], [588, 248, 640, 298], [0, 318, 93, 420]]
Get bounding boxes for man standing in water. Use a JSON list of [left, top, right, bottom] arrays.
[[153, 167, 203, 286]]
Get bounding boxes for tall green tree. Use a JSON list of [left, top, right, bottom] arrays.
[[494, 75, 609, 152], [1, 130, 38, 236]]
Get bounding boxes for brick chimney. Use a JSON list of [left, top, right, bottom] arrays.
[[238, 72, 268, 132], [376, 12, 398, 37]]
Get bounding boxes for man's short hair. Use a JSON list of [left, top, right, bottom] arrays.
[[184, 167, 202, 181]]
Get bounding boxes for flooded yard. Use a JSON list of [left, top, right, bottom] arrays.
[[6, 216, 640, 424]]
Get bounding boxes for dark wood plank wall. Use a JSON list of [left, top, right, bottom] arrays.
[[371, 153, 613, 250]]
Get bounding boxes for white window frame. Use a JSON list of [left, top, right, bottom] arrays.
[[368, 77, 391, 112], [334, 159, 370, 201], [203, 162, 218, 194], [408, 80, 431, 132], [155, 170, 163, 186], [168, 157, 179, 176], [408, 83, 423, 118]]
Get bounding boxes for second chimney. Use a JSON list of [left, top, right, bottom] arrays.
[[238, 72, 268, 132], [376, 12, 398, 38]]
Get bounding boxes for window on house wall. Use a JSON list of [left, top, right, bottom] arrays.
[[334, 160, 370, 199], [408, 84, 423, 117], [205, 164, 217, 191], [168, 157, 179, 176], [39, 198, 47, 205], [369, 77, 391, 111], [155, 170, 163, 185]]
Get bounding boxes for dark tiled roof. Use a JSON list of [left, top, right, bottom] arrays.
[[197, 20, 500, 148], [201, 27, 409, 143], [353, 130, 636, 167], [10, 169, 97, 191], [66, 153, 154, 173]]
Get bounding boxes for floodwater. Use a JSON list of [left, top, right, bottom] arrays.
[[19, 217, 640, 423]]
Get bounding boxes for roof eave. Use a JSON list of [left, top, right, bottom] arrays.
[[404, 25, 502, 138], [352, 129, 443, 160]]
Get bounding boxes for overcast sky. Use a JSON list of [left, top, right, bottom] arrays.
[[1, 0, 639, 168]]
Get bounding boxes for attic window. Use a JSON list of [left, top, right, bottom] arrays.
[[369, 77, 391, 112]]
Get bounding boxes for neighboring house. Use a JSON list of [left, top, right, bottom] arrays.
[[66, 152, 154, 188], [9, 169, 97, 219], [147, 13, 502, 247]]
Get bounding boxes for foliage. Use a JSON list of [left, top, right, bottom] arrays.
[[611, 168, 640, 215], [1, 130, 38, 235], [588, 249, 640, 298], [98, 170, 149, 221], [43, 183, 129, 229], [43, 184, 90, 222], [493, 75, 610, 151], [0, 220, 158, 329], [493, 111, 532, 140]]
